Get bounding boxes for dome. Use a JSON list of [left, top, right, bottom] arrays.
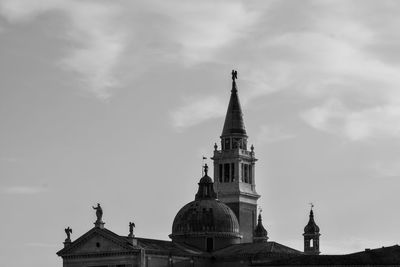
[[171, 199, 240, 236], [304, 210, 320, 234], [170, 164, 242, 251]]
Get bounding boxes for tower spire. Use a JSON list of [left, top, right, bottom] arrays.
[[221, 70, 247, 137], [212, 70, 259, 243]]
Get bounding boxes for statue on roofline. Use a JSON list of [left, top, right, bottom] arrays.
[[64, 227, 72, 241], [129, 221, 135, 237], [92, 203, 103, 223]]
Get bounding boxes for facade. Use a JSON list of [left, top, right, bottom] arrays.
[[57, 71, 399, 267]]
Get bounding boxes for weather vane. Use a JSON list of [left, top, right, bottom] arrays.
[[309, 202, 314, 210]]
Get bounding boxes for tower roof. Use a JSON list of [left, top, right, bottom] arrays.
[[254, 213, 269, 242], [304, 209, 320, 234], [221, 70, 247, 137]]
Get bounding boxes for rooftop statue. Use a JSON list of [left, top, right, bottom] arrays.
[[129, 221, 135, 237], [92, 203, 103, 223], [64, 227, 72, 241]]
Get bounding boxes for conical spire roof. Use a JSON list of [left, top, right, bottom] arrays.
[[221, 70, 247, 137]]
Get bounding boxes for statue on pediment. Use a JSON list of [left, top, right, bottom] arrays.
[[64, 227, 72, 241], [92, 203, 103, 223]]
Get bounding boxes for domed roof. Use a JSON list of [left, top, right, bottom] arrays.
[[171, 164, 241, 239], [304, 209, 320, 234], [172, 199, 240, 236]]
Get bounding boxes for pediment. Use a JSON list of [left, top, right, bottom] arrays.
[[58, 227, 137, 256]]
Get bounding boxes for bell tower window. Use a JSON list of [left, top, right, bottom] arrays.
[[243, 164, 249, 183], [224, 164, 230, 182], [231, 163, 235, 181], [219, 164, 223, 183], [224, 138, 231, 150], [249, 165, 253, 184]]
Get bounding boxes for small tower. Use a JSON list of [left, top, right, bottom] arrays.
[[303, 206, 321, 255], [212, 70, 260, 243], [253, 210, 268, 243]]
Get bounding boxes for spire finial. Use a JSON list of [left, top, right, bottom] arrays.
[[308, 203, 315, 220], [204, 163, 208, 176]]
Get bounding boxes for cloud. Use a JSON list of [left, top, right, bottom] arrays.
[[256, 125, 295, 145], [164, 1, 262, 66], [300, 99, 346, 135], [0, 0, 127, 100], [171, 96, 225, 130], [301, 99, 400, 141], [371, 161, 400, 178], [1, 186, 47, 195], [59, 2, 126, 100], [236, 1, 400, 141]]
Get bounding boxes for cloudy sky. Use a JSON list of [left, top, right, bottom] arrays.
[[1, 0, 400, 266]]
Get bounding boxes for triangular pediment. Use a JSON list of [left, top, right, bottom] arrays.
[[57, 227, 138, 256]]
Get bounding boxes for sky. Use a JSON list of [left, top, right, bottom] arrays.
[[1, 0, 400, 266]]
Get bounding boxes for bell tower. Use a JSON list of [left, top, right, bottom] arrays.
[[212, 70, 260, 243], [303, 206, 321, 255]]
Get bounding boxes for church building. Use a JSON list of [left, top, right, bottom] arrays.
[[57, 71, 400, 267]]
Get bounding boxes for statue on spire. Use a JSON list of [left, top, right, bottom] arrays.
[[204, 164, 209, 176], [231, 70, 238, 81]]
